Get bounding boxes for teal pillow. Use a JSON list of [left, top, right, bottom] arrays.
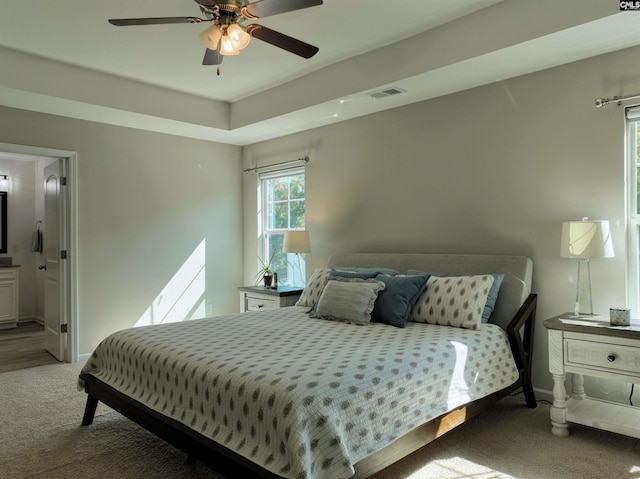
[[331, 266, 399, 276], [330, 268, 378, 279], [407, 270, 504, 323], [371, 273, 430, 328], [483, 274, 504, 322]]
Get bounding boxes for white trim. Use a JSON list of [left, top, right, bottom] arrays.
[[627, 105, 640, 121], [258, 165, 305, 180], [258, 168, 306, 287], [0, 142, 78, 363], [77, 352, 92, 363], [533, 387, 553, 404], [626, 114, 640, 317]]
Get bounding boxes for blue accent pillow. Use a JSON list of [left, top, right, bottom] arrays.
[[483, 274, 504, 322], [331, 266, 399, 276], [371, 273, 430, 328], [407, 270, 504, 323], [330, 268, 378, 279]]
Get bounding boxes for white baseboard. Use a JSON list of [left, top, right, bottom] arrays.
[[510, 386, 553, 405], [17, 316, 44, 325], [76, 353, 92, 363], [533, 387, 553, 404]]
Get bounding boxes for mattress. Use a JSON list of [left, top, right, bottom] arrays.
[[79, 305, 519, 479]]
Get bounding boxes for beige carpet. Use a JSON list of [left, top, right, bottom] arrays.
[[1, 362, 638, 479]]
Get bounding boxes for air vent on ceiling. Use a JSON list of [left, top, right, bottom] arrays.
[[368, 86, 406, 99]]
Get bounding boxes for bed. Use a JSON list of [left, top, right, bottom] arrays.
[[79, 253, 537, 479]]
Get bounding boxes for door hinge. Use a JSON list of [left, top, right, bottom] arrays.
[[61, 324, 68, 333], [60, 176, 67, 186], [60, 250, 68, 260]]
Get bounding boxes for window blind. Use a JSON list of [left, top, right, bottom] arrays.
[[258, 166, 304, 180], [626, 105, 640, 120]]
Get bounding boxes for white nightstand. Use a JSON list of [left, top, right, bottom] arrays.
[[238, 285, 304, 313], [544, 314, 640, 439]]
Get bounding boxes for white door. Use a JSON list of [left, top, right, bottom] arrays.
[[43, 160, 66, 361]]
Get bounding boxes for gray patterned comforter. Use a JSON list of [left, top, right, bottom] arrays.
[[79, 306, 519, 479]]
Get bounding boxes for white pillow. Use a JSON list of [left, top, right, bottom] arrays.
[[310, 277, 385, 325], [295, 268, 331, 307], [410, 275, 495, 330]]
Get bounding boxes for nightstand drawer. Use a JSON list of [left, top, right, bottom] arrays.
[[245, 296, 277, 311], [565, 338, 640, 376], [238, 286, 303, 313]]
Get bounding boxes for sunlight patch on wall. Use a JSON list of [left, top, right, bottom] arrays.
[[135, 239, 206, 326]]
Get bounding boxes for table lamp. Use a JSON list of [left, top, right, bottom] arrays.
[[283, 230, 310, 286], [560, 217, 614, 316]]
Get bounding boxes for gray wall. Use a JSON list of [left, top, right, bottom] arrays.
[[0, 107, 243, 355], [243, 45, 640, 397]]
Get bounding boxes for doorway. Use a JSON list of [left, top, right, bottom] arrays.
[[0, 142, 77, 364]]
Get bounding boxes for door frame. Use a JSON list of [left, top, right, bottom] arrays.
[[0, 142, 78, 363]]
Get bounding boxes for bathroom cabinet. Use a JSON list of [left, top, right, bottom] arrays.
[[0, 267, 19, 328]]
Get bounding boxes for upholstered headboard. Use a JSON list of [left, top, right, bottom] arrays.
[[327, 253, 533, 330]]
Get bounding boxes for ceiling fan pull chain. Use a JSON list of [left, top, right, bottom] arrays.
[[217, 66, 221, 76]]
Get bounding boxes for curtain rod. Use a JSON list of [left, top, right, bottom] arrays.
[[243, 156, 309, 173], [595, 93, 640, 109]]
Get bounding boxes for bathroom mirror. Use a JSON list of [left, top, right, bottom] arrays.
[[0, 192, 6, 254]]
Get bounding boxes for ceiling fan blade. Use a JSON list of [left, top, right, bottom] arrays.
[[242, 0, 322, 19], [246, 24, 318, 58], [108, 17, 204, 26], [202, 48, 224, 66]]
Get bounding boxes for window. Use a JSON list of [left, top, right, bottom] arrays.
[[626, 106, 640, 315], [259, 168, 306, 287]]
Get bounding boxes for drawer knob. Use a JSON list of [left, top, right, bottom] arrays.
[[607, 354, 616, 362]]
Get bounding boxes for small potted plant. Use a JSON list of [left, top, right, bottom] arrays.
[[256, 250, 276, 288]]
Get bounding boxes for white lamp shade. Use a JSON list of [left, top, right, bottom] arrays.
[[219, 34, 240, 55], [199, 24, 222, 50], [560, 219, 614, 259], [226, 24, 251, 50], [283, 230, 310, 254]]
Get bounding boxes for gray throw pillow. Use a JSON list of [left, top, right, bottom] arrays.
[[310, 277, 385, 325]]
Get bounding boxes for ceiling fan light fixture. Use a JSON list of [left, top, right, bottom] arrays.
[[199, 23, 222, 50], [226, 23, 251, 51], [108, 0, 321, 66], [220, 34, 240, 55]]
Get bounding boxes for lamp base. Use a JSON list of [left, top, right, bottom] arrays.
[[574, 259, 594, 316]]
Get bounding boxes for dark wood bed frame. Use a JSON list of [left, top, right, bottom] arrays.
[[80, 293, 537, 479]]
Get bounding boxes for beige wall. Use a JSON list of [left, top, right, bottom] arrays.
[[0, 107, 243, 355], [243, 45, 640, 396]]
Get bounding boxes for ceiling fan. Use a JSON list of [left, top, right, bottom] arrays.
[[109, 0, 322, 74]]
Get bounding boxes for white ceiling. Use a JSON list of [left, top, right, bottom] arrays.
[[1, 0, 639, 146]]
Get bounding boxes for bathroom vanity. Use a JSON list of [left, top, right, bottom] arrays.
[[0, 265, 19, 328]]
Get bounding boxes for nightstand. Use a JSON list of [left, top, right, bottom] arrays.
[[238, 285, 304, 313], [544, 314, 640, 439]]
